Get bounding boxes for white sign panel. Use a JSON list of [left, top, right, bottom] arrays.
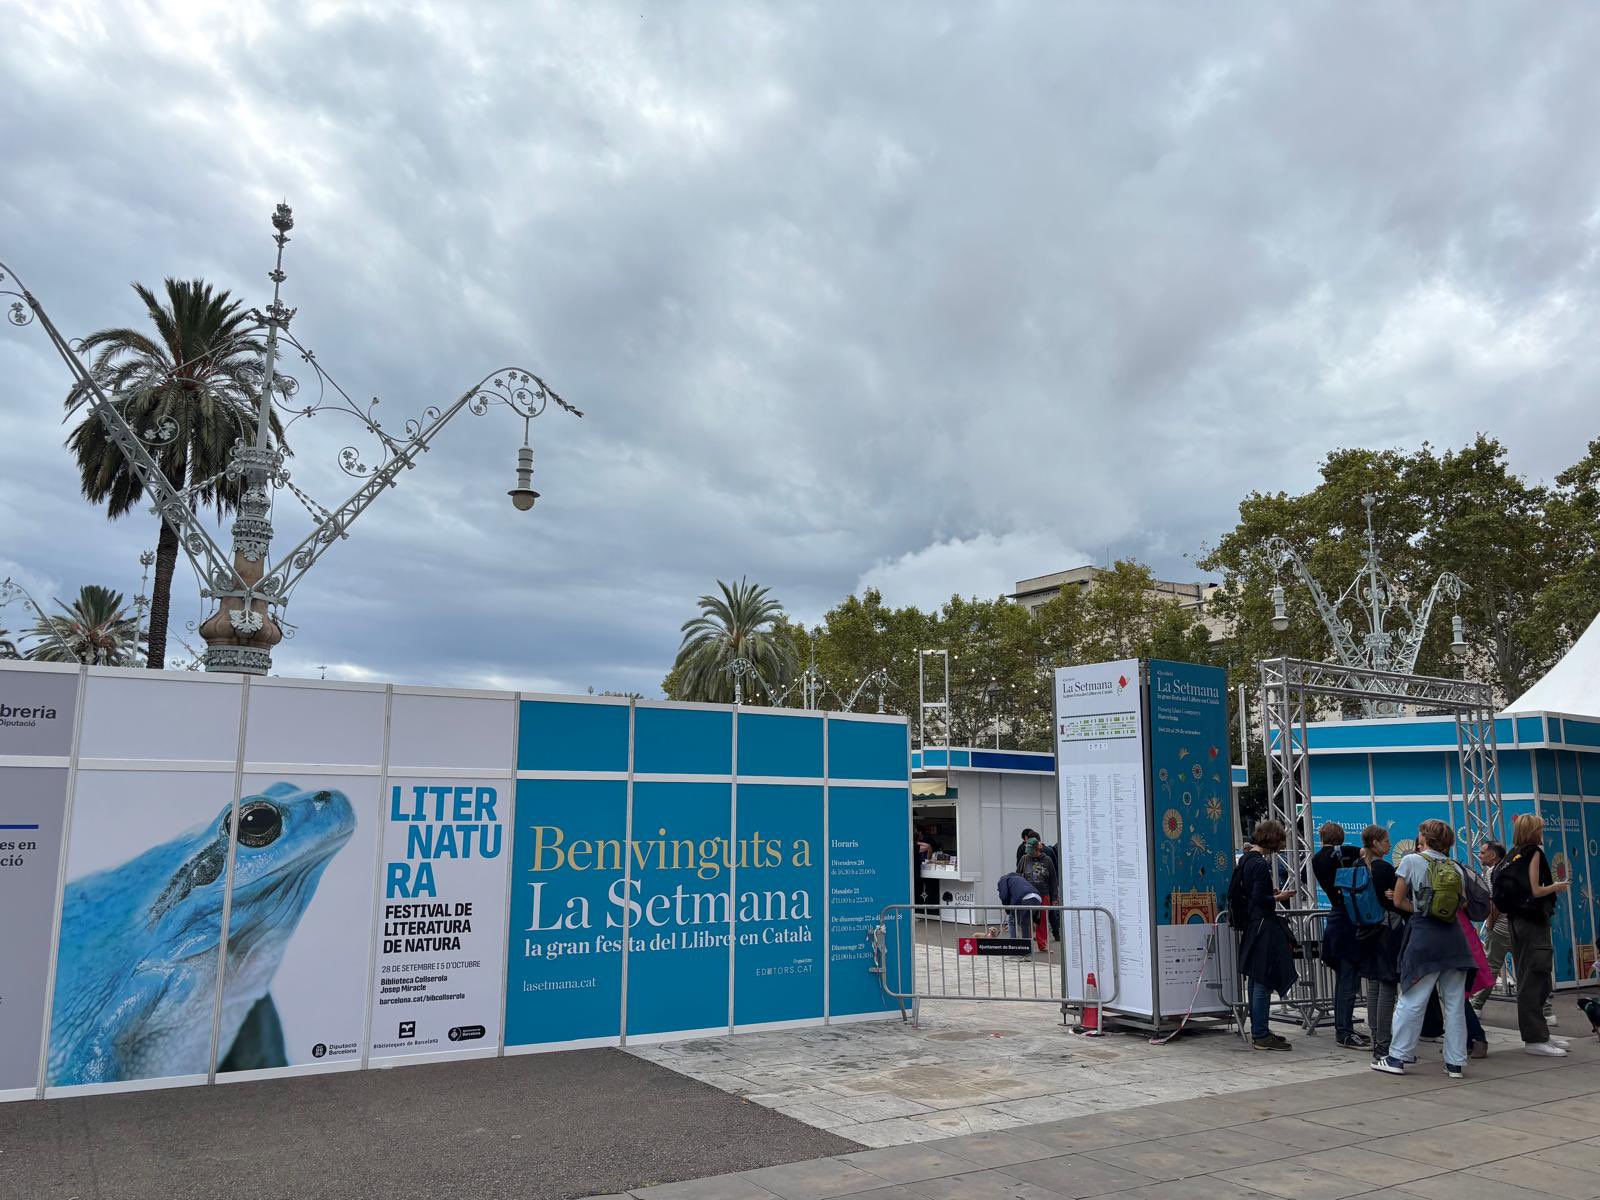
[[1055, 660, 1153, 1016]]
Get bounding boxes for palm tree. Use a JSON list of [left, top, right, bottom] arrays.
[[0, 626, 17, 659], [64, 279, 284, 669], [672, 578, 797, 703], [26, 585, 143, 665]]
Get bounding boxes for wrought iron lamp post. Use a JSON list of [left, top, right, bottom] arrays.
[[1265, 494, 1467, 714], [2, 204, 580, 675], [0, 577, 80, 663]]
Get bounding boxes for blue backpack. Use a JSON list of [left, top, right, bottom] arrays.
[[1334, 861, 1386, 928]]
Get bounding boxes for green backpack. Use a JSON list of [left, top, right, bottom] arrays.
[[1423, 857, 1463, 922]]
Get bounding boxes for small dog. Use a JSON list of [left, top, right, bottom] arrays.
[[1576, 996, 1600, 1038]]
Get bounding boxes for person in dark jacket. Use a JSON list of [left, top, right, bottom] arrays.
[[1312, 822, 1369, 1050], [1238, 819, 1297, 1051], [1018, 836, 1060, 950], [1355, 824, 1404, 1063], [1506, 813, 1570, 1056], [996, 871, 1043, 940]]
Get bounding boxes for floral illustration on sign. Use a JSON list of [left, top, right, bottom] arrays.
[[1206, 796, 1223, 823], [1163, 810, 1183, 840]]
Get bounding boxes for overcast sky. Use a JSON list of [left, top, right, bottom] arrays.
[[2, 3, 1597, 694]]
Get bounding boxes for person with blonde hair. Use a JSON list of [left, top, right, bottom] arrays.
[[1494, 812, 1570, 1056], [1373, 819, 1476, 1078]]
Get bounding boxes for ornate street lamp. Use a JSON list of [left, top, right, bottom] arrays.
[[0, 576, 80, 662], [2, 204, 580, 675], [1266, 494, 1467, 713]]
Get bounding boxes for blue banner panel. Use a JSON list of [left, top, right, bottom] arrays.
[[1310, 754, 1371, 798], [827, 784, 909, 1017], [1372, 754, 1451, 797], [732, 784, 825, 1027], [828, 719, 908, 782], [737, 713, 823, 779], [1566, 801, 1594, 984], [518, 701, 629, 773], [634, 707, 732, 776], [1545, 798, 1579, 985], [1148, 661, 1233, 928], [503, 779, 627, 1047], [625, 781, 733, 1036]]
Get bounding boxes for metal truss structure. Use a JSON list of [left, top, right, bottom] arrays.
[[1259, 656, 1504, 909]]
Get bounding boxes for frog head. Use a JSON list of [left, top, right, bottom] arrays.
[[147, 782, 355, 953]]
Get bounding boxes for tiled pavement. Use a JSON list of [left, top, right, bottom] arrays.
[[628, 996, 1522, 1147], [595, 1032, 1600, 1199]]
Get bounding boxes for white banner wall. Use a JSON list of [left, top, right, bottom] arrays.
[[1054, 660, 1153, 1016]]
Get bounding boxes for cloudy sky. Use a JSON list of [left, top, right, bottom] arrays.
[[2, 2, 1597, 694]]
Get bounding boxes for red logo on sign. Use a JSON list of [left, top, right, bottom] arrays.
[[1118, 675, 1128, 690], [958, 938, 977, 955]]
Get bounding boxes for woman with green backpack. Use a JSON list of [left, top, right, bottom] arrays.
[[1372, 819, 1479, 1079]]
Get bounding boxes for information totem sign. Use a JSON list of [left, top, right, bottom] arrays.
[[1055, 659, 1237, 1024]]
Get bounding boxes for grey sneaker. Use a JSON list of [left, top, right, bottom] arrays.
[[1468, 1039, 1488, 1060]]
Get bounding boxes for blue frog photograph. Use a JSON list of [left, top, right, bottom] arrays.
[[47, 782, 355, 1087]]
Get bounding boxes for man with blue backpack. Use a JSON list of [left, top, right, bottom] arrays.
[[1313, 823, 1372, 1049]]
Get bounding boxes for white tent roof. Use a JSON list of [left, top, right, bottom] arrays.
[[1505, 610, 1600, 718]]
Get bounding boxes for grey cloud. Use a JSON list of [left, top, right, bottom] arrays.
[[2, 2, 1597, 695]]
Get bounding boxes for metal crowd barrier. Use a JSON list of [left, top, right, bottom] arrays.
[[870, 903, 1119, 1027], [1223, 907, 1337, 1040]]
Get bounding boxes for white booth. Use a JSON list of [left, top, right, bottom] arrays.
[[911, 747, 1058, 923]]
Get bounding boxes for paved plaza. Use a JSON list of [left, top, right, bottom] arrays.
[[602, 1008, 1600, 1200], [629, 996, 1416, 1147]]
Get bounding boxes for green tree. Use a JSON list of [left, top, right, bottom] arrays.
[[0, 626, 17, 659], [64, 279, 282, 671], [1198, 438, 1591, 705], [26, 585, 143, 665], [669, 578, 797, 703]]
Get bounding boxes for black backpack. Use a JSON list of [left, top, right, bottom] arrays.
[[1492, 846, 1544, 918], [1227, 852, 1258, 932]]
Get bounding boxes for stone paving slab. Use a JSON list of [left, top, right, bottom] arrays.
[[628, 995, 1473, 1147], [596, 1030, 1600, 1199]]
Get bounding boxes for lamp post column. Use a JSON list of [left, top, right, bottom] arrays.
[[198, 204, 293, 674]]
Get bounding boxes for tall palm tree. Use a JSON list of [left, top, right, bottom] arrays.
[[64, 279, 284, 670], [672, 578, 797, 703], [27, 585, 143, 665]]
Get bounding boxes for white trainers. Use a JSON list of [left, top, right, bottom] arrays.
[[1525, 1041, 1569, 1057], [1549, 1035, 1571, 1048]]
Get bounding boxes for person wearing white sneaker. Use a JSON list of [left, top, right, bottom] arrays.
[[1381, 821, 1476, 1079], [1495, 814, 1569, 1058]]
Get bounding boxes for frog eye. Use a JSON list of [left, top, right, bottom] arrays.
[[233, 801, 284, 849]]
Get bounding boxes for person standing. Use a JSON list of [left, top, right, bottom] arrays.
[[1373, 820, 1476, 1078], [1237, 820, 1297, 1051], [1497, 813, 1571, 1056], [1018, 836, 1059, 951], [1471, 841, 1511, 1011], [1312, 823, 1369, 1049], [1355, 825, 1403, 1064]]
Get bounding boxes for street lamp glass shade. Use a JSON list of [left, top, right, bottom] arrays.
[[1451, 613, 1468, 659], [509, 444, 538, 511], [1270, 584, 1289, 632]]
